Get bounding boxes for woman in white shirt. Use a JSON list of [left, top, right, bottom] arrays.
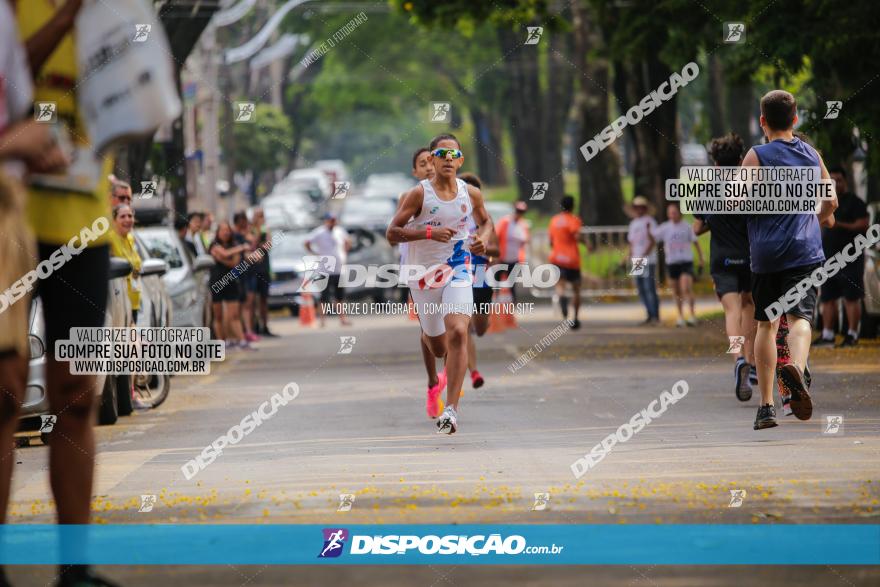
[[656, 203, 704, 326]]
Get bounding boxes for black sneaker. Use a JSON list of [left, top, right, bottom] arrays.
[[836, 334, 858, 348], [754, 404, 778, 430], [261, 328, 280, 338], [749, 363, 758, 386], [778, 364, 812, 421], [812, 336, 835, 347], [735, 357, 752, 402], [571, 319, 581, 330]]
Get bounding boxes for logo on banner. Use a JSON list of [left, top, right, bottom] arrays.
[[318, 528, 349, 558], [298, 256, 337, 292]]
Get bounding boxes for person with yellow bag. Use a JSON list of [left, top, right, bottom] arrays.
[[9, 1, 121, 585]]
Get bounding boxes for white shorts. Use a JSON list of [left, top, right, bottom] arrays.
[[409, 282, 473, 337]]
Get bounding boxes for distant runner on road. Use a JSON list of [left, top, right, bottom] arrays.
[[549, 196, 586, 329], [694, 133, 758, 402]]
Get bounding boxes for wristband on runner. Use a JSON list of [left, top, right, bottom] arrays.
[[426, 226, 432, 240]]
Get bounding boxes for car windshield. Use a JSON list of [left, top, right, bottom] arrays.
[[138, 230, 185, 269], [344, 199, 395, 215], [268, 231, 309, 258]]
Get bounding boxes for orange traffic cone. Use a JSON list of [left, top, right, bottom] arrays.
[[497, 287, 518, 329], [487, 289, 508, 333], [299, 293, 316, 328]]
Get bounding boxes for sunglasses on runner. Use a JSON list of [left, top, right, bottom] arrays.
[[431, 148, 463, 159]]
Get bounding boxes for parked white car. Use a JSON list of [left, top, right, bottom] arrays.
[[284, 168, 332, 200]]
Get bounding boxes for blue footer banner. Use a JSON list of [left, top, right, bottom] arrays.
[[1, 525, 878, 565]]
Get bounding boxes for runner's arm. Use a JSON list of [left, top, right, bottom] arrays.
[[387, 186, 452, 244], [816, 157, 839, 226], [467, 184, 494, 257], [24, 0, 82, 76], [210, 243, 241, 267], [692, 217, 709, 235]]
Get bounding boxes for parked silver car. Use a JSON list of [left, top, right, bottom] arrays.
[[268, 226, 397, 314], [132, 233, 173, 408], [18, 258, 136, 444], [137, 226, 214, 329]]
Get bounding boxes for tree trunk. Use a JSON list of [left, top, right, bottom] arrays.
[[540, 17, 573, 212], [572, 2, 626, 226], [618, 55, 678, 220], [707, 54, 726, 138], [497, 27, 545, 208], [727, 77, 754, 145]]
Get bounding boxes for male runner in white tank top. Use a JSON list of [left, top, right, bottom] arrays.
[[387, 134, 494, 434]]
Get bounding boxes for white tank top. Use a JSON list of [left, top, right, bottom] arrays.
[[405, 178, 473, 281]]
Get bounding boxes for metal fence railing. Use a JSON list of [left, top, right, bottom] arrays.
[[528, 226, 638, 298]]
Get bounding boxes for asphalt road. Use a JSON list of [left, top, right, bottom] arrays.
[[6, 299, 880, 585]]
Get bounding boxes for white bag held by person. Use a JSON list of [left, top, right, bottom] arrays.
[[75, 0, 182, 155]]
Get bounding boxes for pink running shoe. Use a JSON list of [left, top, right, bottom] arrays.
[[245, 332, 260, 342], [426, 368, 447, 419]]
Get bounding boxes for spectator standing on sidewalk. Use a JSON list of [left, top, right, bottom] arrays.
[[305, 212, 352, 327], [625, 196, 660, 324], [814, 166, 870, 347], [109, 204, 142, 323]]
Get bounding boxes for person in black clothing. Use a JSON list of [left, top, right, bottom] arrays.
[[693, 133, 757, 401], [250, 208, 277, 336], [176, 217, 196, 257], [232, 211, 261, 341], [209, 221, 251, 349], [814, 166, 870, 347]]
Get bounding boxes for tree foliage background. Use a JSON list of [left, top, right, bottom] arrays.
[[215, 0, 880, 221]]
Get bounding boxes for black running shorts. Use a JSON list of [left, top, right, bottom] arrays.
[[472, 286, 493, 315], [712, 265, 752, 298], [666, 261, 694, 280], [37, 243, 110, 350], [819, 257, 864, 302], [752, 263, 821, 322]]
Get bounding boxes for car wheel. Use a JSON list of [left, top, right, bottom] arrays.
[[135, 373, 171, 409], [116, 374, 133, 417], [203, 299, 212, 330], [98, 376, 118, 425]]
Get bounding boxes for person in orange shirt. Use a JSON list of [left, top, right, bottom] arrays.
[[549, 195, 587, 329], [494, 201, 529, 302]]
